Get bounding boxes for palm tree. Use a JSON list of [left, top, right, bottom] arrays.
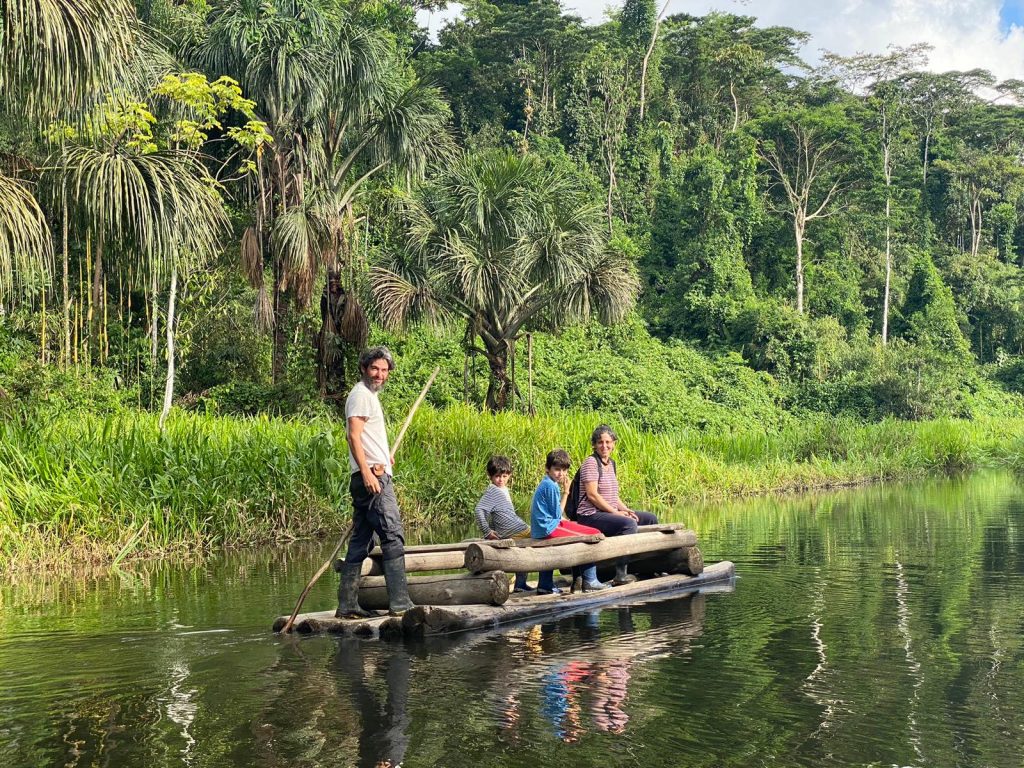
[[0, 0, 137, 307], [190, 0, 451, 383], [48, 145, 229, 424], [373, 149, 640, 410]]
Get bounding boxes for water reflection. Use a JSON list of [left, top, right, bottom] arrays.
[[6, 471, 1024, 767], [331, 639, 412, 768]]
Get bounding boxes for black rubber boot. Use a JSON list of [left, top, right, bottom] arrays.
[[382, 556, 416, 616], [613, 561, 637, 586], [335, 562, 371, 619], [570, 566, 583, 594]]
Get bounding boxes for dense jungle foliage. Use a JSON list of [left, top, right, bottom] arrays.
[[4, 0, 1024, 561], [3, 0, 1024, 424]]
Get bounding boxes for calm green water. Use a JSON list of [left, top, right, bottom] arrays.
[[3, 472, 1024, 767]]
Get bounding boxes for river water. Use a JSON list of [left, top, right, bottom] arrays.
[[3, 471, 1024, 768]]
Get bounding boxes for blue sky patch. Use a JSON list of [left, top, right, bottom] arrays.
[[1001, 1, 1024, 33]]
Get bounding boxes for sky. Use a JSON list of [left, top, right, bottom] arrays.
[[417, 0, 1024, 82]]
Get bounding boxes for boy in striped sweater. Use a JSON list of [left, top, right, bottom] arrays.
[[474, 455, 533, 592]]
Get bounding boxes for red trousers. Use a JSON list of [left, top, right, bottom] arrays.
[[545, 520, 601, 538]]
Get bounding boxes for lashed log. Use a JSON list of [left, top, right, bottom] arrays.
[[342, 536, 605, 575], [595, 545, 704, 581], [271, 610, 398, 638], [464, 529, 698, 573], [402, 561, 735, 637], [356, 571, 509, 609]]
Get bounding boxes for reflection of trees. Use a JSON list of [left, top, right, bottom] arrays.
[[8, 473, 1024, 767]]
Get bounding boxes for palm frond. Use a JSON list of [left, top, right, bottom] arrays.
[[0, 172, 52, 302], [1, 0, 137, 117], [240, 225, 263, 287], [271, 204, 329, 307], [49, 145, 228, 276]]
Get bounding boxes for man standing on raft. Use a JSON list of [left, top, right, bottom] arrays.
[[336, 346, 415, 618]]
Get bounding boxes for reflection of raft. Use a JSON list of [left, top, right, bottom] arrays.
[[274, 524, 734, 639]]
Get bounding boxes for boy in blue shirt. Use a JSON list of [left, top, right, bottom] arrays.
[[530, 449, 609, 594]]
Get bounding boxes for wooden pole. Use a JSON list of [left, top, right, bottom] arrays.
[[390, 365, 439, 459], [527, 332, 534, 416]]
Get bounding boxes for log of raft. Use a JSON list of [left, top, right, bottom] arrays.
[[401, 561, 735, 638], [329, 543, 472, 576], [595, 546, 704, 581], [356, 571, 510, 609], [346, 534, 607, 575], [273, 561, 735, 637], [464, 528, 698, 573]]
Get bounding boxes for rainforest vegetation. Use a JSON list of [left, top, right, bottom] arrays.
[[3, 0, 1024, 566]]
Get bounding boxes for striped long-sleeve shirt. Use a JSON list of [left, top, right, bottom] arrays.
[[474, 484, 529, 538]]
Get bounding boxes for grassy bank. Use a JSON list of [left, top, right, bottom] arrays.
[[3, 405, 1024, 571]]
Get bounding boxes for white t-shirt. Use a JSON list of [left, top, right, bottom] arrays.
[[345, 381, 392, 476]]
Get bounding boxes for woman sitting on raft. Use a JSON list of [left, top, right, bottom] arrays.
[[575, 425, 659, 584]]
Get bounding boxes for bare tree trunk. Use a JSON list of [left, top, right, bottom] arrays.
[[730, 80, 740, 132], [150, 267, 159, 369], [527, 332, 535, 417], [794, 218, 805, 314], [882, 194, 892, 345], [159, 264, 178, 430], [91, 232, 104, 354], [483, 339, 515, 411], [272, 269, 290, 385], [606, 147, 616, 237], [639, 0, 670, 121], [921, 128, 931, 185], [40, 282, 47, 364], [62, 195, 71, 369], [969, 196, 983, 258]]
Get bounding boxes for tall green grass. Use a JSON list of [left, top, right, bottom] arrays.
[[4, 404, 1024, 570]]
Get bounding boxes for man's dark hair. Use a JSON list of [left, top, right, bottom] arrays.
[[358, 346, 395, 372], [590, 424, 618, 446], [546, 449, 571, 470], [486, 455, 513, 477]]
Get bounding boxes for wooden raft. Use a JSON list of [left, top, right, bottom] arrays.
[[272, 560, 735, 639]]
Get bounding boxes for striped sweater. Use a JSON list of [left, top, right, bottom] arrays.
[[474, 484, 529, 538]]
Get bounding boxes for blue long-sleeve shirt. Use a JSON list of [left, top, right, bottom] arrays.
[[530, 475, 562, 539]]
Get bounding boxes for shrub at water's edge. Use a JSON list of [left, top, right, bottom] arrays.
[[3, 406, 1024, 570]]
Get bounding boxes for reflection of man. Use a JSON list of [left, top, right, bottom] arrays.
[[336, 347, 414, 618], [332, 639, 411, 768]]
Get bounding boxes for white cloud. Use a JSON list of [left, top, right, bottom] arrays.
[[566, 0, 1024, 80], [419, 1, 1024, 82]]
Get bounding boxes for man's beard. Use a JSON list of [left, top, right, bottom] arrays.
[[362, 375, 384, 393]]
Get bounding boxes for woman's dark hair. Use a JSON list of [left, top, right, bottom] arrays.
[[486, 455, 513, 477], [545, 449, 571, 470], [590, 424, 618, 446], [358, 346, 395, 372]]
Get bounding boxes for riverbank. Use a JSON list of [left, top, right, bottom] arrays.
[[3, 404, 1023, 572]]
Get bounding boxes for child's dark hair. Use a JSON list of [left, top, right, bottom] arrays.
[[486, 455, 513, 477], [545, 449, 571, 470]]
